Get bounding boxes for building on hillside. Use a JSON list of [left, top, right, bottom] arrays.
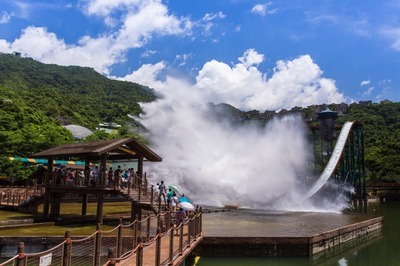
[[96, 122, 122, 134]]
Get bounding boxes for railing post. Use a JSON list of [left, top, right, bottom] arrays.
[[136, 237, 143, 266], [155, 228, 161, 266], [107, 248, 116, 266], [7, 190, 11, 205], [187, 220, 191, 244], [157, 212, 161, 231], [63, 231, 71, 266], [144, 174, 148, 195], [150, 185, 154, 204], [133, 215, 139, 248], [138, 185, 141, 201], [117, 218, 123, 258], [18, 192, 22, 205], [127, 179, 131, 195], [179, 224, 184, 254], [16, 242, 25, 266], [146, 214, 151, 241], [94, 223, 101, 266], [169, 228, 174, 265]]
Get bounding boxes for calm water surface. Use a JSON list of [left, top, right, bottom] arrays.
[[197, 201, 398, 266]]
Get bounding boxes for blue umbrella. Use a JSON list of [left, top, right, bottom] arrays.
[[179, 196, 191, 203]]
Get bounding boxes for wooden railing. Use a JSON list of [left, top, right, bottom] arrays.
[[0, 210, 203, 266], [0, 186, 45, 207]]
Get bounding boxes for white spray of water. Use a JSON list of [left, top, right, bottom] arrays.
[[137, 80, 348, 212]]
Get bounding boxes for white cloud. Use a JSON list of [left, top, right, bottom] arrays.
[[238, 48, 264, 68], [0, 11, 13, 24], [141, 49, 156, 58], [195, 52, 344, 111], [175, 53, 192, 67], [203, 12, 226, 22], [251, 4, 267, 16], [121, 49, 344, 112], [82, 0, 142, 17], [0, 0, 192, 75], [201, 12, 225, 35], [363, 87, 374, 96], [6, 26, 120, 74], [119, 61, 168, 90], [360, 80, 370, 86], [251, 3, 277, 16], [380, 27, 400, 51]]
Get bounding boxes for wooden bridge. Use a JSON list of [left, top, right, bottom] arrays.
[[0, 209, 204, 266], [0, 177, 203, 266]]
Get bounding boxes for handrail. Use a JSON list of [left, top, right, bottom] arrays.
[[0, 210, 203, 266]]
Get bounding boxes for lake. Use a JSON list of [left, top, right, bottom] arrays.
[[197, 201, 397, 265]]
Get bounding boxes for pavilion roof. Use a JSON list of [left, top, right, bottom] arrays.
[[31, 138, 162, 162]]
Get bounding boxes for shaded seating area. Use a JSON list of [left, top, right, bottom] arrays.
[[31, 137, 162, 224]]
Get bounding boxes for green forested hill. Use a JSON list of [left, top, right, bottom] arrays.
[[337, 101, 400, 181], [0, 53, 399, 182], [0, 53, 157, 180], [0, 53, 156, 129]]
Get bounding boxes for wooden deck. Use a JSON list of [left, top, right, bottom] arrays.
[[0, 184, 203, 266], [116, 230, 204, 266]]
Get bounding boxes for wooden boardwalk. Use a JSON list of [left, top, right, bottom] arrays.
[[117, 229, 204, 266], [0, 185, 204, 266]]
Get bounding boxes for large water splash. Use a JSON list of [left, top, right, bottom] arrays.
[[137, 85, 348, 212]]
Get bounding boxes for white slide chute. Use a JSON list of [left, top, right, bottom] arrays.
[[302, 121, 354, 200]]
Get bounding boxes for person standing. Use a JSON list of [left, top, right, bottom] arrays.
[[107, 167, 114, 187], [159, 181, 166, 203], [166, 188, 173, 207], [90, 166, 100, 187], [114, 165, 122, 189], [171, 192, 179, 212]]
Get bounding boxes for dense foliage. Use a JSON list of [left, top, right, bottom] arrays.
[[337, 101, 400, 181], [0, 53, 399, 183], [0, 53, 156, 180]]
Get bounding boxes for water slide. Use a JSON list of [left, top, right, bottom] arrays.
[[302, 121, 354, 200]]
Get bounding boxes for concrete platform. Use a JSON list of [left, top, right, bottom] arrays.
[[195, 209, 383, 257]]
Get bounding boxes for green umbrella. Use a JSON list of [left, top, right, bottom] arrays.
[[168, 184, 180, 194]]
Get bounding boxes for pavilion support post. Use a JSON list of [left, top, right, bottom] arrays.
[[96, 193, 104, 225], [82, 194, 88, 216], [50, 194, 61, 218], [137, 156, 144, 178], [43, 159, 54, 219], [43, 191, 50, 219], [84, 160, 90, 186], [131, 202, 142, 224], [100, 154, 107, 187]]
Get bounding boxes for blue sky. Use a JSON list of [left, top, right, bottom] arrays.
[[1, 0, 400, 111]]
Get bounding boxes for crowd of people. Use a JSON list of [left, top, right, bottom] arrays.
[[154, 180, 200, 227], [51, 165, 138, 189], [49, 167, 200, 227]]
